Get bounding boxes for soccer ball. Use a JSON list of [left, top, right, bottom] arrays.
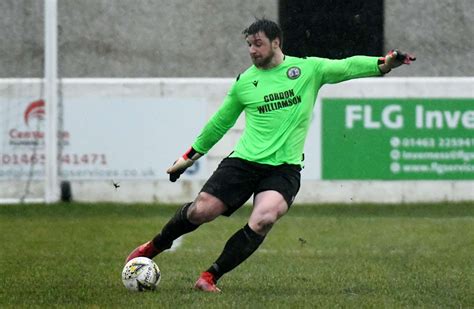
[[122, 257, 161, 291]]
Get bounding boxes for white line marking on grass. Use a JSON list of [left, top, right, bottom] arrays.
[[169, 236, 183, 252]]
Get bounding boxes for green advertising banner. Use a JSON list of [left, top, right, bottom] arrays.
[[322, 98, 474, 180]]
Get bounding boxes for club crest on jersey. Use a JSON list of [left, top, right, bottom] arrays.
[[287, 67, 301, 79]]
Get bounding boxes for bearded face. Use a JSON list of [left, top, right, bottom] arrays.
[[246, 32, 280, 69]]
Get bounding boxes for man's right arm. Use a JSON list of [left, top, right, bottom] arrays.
[[166, 82, 244, 182], [191, 84, 244, 154]]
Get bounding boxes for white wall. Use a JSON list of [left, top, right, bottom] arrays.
[[3, 0, 472, 78], [0, 78, 473, 203]]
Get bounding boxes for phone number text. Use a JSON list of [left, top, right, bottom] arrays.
[[392, 137, 474, 148], [1, 153, 108, 166]]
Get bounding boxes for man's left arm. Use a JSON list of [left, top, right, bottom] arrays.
[[318, 49, 416, 84]]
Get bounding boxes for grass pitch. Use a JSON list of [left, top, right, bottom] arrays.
[[0, 202, 473, 308]]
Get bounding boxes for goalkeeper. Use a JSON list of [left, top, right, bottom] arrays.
[[126, 18, 415, 292]]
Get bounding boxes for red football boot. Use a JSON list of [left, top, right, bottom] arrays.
[[193, 271, 221, 292], [125, 241, 160, 263]]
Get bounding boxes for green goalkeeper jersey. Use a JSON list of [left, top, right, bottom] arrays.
[[192, 55, 381, 166]]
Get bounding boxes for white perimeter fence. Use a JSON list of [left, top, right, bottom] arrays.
[[0, 78, 473, 204]]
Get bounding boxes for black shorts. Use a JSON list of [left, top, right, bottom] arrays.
[[201, 157, 301, 216]]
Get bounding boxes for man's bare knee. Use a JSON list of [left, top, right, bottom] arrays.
[[187, 192, 227, 225], [249, 212, 279, 235]]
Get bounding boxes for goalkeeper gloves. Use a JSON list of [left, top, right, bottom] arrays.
[[167, 147, 203, 182], [378, 49, 416, 74]]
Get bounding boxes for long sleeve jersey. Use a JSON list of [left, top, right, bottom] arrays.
[[192, 55, 381, 166]]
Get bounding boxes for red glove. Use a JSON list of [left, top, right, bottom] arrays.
[[378, 49, 416, 73], [166, 147, 203, 182]]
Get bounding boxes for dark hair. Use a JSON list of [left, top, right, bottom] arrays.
[[242, 18, 283, 47]]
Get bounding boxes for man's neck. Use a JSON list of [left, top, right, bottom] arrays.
[[259, 51, 285, 70]]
